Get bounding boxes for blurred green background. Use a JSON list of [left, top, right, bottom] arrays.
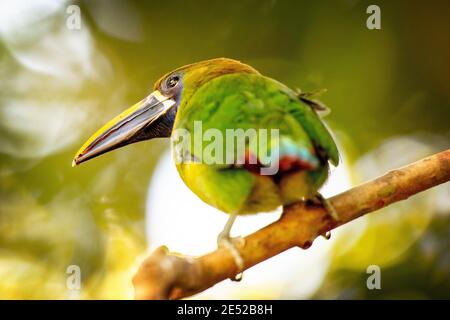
[[0, 0, 449, 299]]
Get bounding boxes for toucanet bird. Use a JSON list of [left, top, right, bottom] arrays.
[[73, 58, 340, 274]]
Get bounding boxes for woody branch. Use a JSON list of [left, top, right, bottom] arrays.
[[132, 149, 450, 300]]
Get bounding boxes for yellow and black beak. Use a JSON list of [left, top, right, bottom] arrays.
[[72, 90, 177, 166]]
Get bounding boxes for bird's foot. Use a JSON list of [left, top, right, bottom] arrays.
[[310, 193, 340, 222], [217, 233, 245, 282]]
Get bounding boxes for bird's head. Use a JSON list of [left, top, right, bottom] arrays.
[[72, 58, 258, 166]]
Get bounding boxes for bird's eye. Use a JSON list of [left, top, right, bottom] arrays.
[[167, 76, 179, 88]]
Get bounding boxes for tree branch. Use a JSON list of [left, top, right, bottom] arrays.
[[132, 149, 450, 300]]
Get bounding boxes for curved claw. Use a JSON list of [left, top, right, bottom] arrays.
[[218, 235, 245, 281], [312, 193, 340, 222]]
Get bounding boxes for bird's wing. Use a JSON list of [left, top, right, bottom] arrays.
[[283, 85, 340, 166], [175, 73, 339, 169]]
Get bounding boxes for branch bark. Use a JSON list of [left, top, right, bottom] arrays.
[[132, 149, 450, 300]]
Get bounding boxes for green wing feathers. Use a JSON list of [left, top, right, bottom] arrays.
[[175, 73, 339, 167]]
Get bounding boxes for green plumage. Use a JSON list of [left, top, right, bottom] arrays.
[[73, 58, 341, 265], [172, 61, 339, 214]]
